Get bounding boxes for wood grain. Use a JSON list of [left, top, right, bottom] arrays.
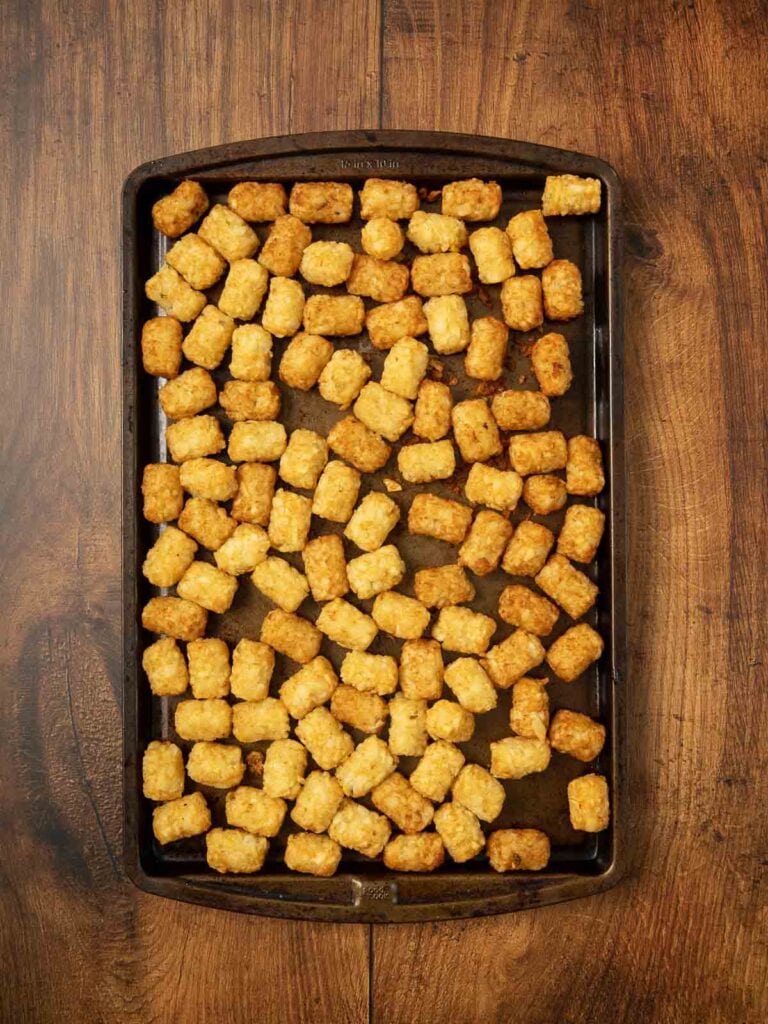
[[375, 1, 768, 1022]]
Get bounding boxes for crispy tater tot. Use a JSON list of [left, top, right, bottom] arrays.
[[329, 799, 391, 858], [361, 217, 405, 260], [142, 740, 185, 801], [408, 494, 473, 545], [509, 431, 568, 476], [152, 180, 209, 238], [557, 504, 606, 563], [179, 458, 238, 502], [501, 521, 555, 577], [354, 382, 414, 442], [452, 398, 502, 463], [141, 596, 207, 641], [316, 598, 378, 651], [330, 685, 388, 735], [145, 265, 206, 322], [141, 317, 183, 378], [327, 416, 392, 473], [441, 178, 502, 221], [468, 227, 514, 284], [413, 564, 475, 608], [491, 389, 551, 431], [567, 773, 610, 832], [383, 833, 445, 872], [452, 764, 505, 823], [490, 736, 551, 779], [444, 658, 497, 714], [505, 210, 553, 269], [398, 440, 456, 483], [142, 526, 197, 587], [371, 772, 434, 833], [432, 607, 496, 655], [546, 623, 604, 682], [166, 232, 226, 290], [153, 792, 210, 845], [261, 277, 305, 338], [232, 463, 276, 526], [381, 337, 429, 399], [142, 637, 188, 696], [434, 802, 484, 863], [411, 253, 472, 296], [347, 254, 409, 303], [218, 259, 269, 321], [410, 741, 465, 802], [458, 510, 513, 576], [535, 554, 598, 620], [488, 828, 550, 871], [300, 240, 355, 286], [267, 489, 312, 552], [500, 275, 544, 332], [303, 294, 365, 336], [523, 474, 568, 515], [413, 379, 452, 440], [285, 832, 342, 876], [509, 676, 549, 739], [182, 304, 235, 369], [291, 772, 344, 834], [498, 584, 559, 637], [400, 639, 444, 701], [531, 332, 573, 397], [566, 436, 605, 495], [542, 259, 584, 320], [228, 181, 287, 221], [464, 316, 509, 381], [423, 295, 470, 355], [550, 709, 606, 762], [260, 609, 322, 665], [484, 630, 546, 688], [312, 461, 361, 524], [258, 214, 312, 277], [371, 591, 430, 640], [290, 181, 353, 224], [542, 174, 601, 216], [464, 463, 523, 513], [198, 204, 260, 261], [302, 534, 349, 602], [158, 367, 216, 420], [318, 349, 371, 408], [407, 211, 468, 254], [365, 295, 428, 350], [359, 178, 419, 220], [176, 561, 237, 614]]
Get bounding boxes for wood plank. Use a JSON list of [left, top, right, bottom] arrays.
[[0, 2, 378, 1021], [376, 1, 768, 1021]]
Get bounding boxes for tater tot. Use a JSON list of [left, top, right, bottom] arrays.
[[312, 461, 361, 523], [145, 265, 207, 322], [232, 698, 290, 743], [206, 829, 268, 873], [258, 214, 312, 277], [278, 429, 328, 490], [335, 736, 397, 798], [142, 741, 185, 801], [177, 560, 237, 613], [228, 325, 273, 383], [353, 382, 414, 442], [399, 639, 444, 701], [408, 494, 473, 545], [142, 526, 197, 587], [500, 275, 544, 332], [290, 181, 353, 224], [227, 421, 286, 464], [546, 623, 603, 682], [347, 545, 405, 600], [330, 685, 388, 735], [187, 637, 230, 698], [464, 463, 523, 513], [303, 294, 365, 336], [542, 174, 601, 216], [228, 181, 287, 222], [181, 304, 235, 369], [550, 709, 606, 762], [557, 504, 605, 563], [141, 596, 207, 641], [225, 785, 287, 837], [442, 178, 502, 221], [260, 609, 323, 664], [407, 210, 468, 254], [186, 741, 245, 788], [251, 556, 309, 613], [459, 510, 514, 576], [166, 232, 226, 290], [468, 227, 515, 284], [567, 773, 610, 832], [484, 629, 546, 688], [230, 638, 274, 701], [142, 637, 188, 696], [141, 317, 183, 378], [535, 554, 598, 620], [566, 436, 605, 496], [360, 178, 419, 220], [381, 337, 429, 399], [510, 676, 550, 740], [509, 431, 567, 476], [414, 564, 475, 609], [365, 295, 428, 350], [426, 700, 474, 742], [296, 706, 355, 769], [152, 180, 209, 238], [491, 389, 551, 431], [279, 332, 334, 391], [490, 736, 551, 779], [318, 349, 372, 407], [452, 398, 502, 463], [263, 738, 307, 799], [388, 694, 428, 756], [158, 367, 217, 420], [285, 832, 342, 876], [488, 828, 551, 871], [218, 259, 269, 321], [410, 741, 466, 802], [174, 698, 232, 741], [372, 772, 434, 833], [198, 203, 260, 261], [340, 651, 399, 696], [179, 458, 238, 502], [327, 416, 392, 473], [152, 792, 211, 845], [267, 489, 312, 552], [413, 380, 453, 440], [444, 658, 497, 713], [531, 332, 573, 397], [299, 240, 355, 286], [361, 217, 404, 260], [464, 316, 509, 380], [347, 254, 409, 304], [384, 833, 445, 872], [371, 591, 430, 640], [502, 520, 555, 577], [498, 585, 559, 637], [542, 259, 584, 320], [291, 771, 345, 834], [316, 598, 379, 651], [423, 295, 470, 354], [398, 440, 456, 483], [434, 802, 484, 863], [411, 253, 472, 296], [178, 497, 236, 550], [452, 764, 505, 823], [302, 534, 349, 602], [505, 210, 553, 269], [329, 799, 391, 857], [523, 474, 568, 515], [261, 277, 305, 337], [232, 463, 277, 526]]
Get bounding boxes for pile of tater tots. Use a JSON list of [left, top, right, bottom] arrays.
[[139, 171, 610, 877]]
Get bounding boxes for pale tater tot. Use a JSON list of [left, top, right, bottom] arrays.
[[230, 324, 273, 381], [347, 254, 409, 304], [230, 638, 274, 701], [567, 436, 605, 496], [285, 833, 342, 876], [542, 174, 601, 216], [381, 337, 429, 399], [550, 709, 606, 762], [347, 545, 405, 600], [279, 429, 328, 490], [302, 534, 349, 602], [152, 792, 211, 845], [398, 440, 456, 483], [152, 180, 209, 238], [228, 421, 287, 463], [535, 554, 598, 620], [459, 510, 514, 576], [407, 210, 468, 254], [567, 774, 609, 832], [500, 275, 544, 332], [505, 210, 553, 269], [279, 332, 334, 391], [159, 367, 217, 420], [452, 398, 502, 463], [384, 833, 445, 872], [371, 591, 430, 640], [340, 651, 399, 696], [426, 700, 474, 743], [502, 520, 555, 577], [198, 203, 260, 261], [207, 829, 268, 873], [303, 294, 365, 336], [182, 305, 235, 369], [484, 629, 546, 688], [179, 458, 238, 501], [327, 416, 392, 473], [442, 178, 502, 221], [261, 277, 305, 337], [546, 623, 603, 682], [468, 227, 515, 284], [531, 332, 573, 397], [411, 253, 472, 296], [353, 382, 414, 442], [361, 217, 404, 260], [267, 489, 312, 552], [557, 504, 605, 563], [335, 736, 397, 798], [166, 232, 226, 290], [312, 461, 361, 523], [258, 214, 312, 276], [444, 658, 497, 714], [372, 772, 434, 833], [388, 694, 428, 756], [365, 295, 428, 350], [491, 389, 551, 431], [218, 259, 269, 321], [145, 265, 206, 322], [143, 741, 185, 801], [141, 596, 207, 641], [296, 707, 355, 769], [260, 609, 323, 664], [178, 497, 236, 550], [498, 585, 559, 637], [142, 637, 188, 696], [318, 349, 372, 407], [290, 181, 353, 223], [434, 802, 484, 863], [142, 526, 197, 587], [423, 295, 470, 354], [228, 181, 287, 222], [464, 463, 523, 513], [413, 380, 453, 440], [400, 639, 444, 701], [509, 676, 550, 739], [174, 699, 232, 741], [291, 771, 344, 833], [464, 317, 509, 381], [299, 240, 355, 286], [452, 764, 505, 823], [490, 736, 551, 779], [232, 698, 290, 743], [263, 738, 307, 799], [523, 475, 568, 515], [214, 523, 269, 575], [410, 741, 465, 802], [316, 598, 378, 651], [408, 494, 473, 545], [414, 564, 475, 609], [359, 178, 419, 220], [141, 317, 183, 378], [509, 430, 568, 476], [251, 556, 309, 613], [488, 829, 551, 871], [177, 561, 237, 613], [188, 637, 230, 698], [225, 785, 287, 837], [330, 685, 388, 734], [329, 800, 391, 858], [232, 463, 277, 526], [186, 741, 245, 788], [220, 380, 281, 422], [542, 259, 584, 320]]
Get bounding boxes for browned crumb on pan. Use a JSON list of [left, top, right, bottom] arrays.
[[417, 187, 443, 203], [246, 750, 265, 776], [427, 358, 445, 380]]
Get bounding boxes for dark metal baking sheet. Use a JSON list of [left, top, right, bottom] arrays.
[[123, 130, 625, 922]]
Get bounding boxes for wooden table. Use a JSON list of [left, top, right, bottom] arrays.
[[2, 2, 766, 1021]]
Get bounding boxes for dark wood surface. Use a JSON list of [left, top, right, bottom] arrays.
[[2, 1, 766, 1022]]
